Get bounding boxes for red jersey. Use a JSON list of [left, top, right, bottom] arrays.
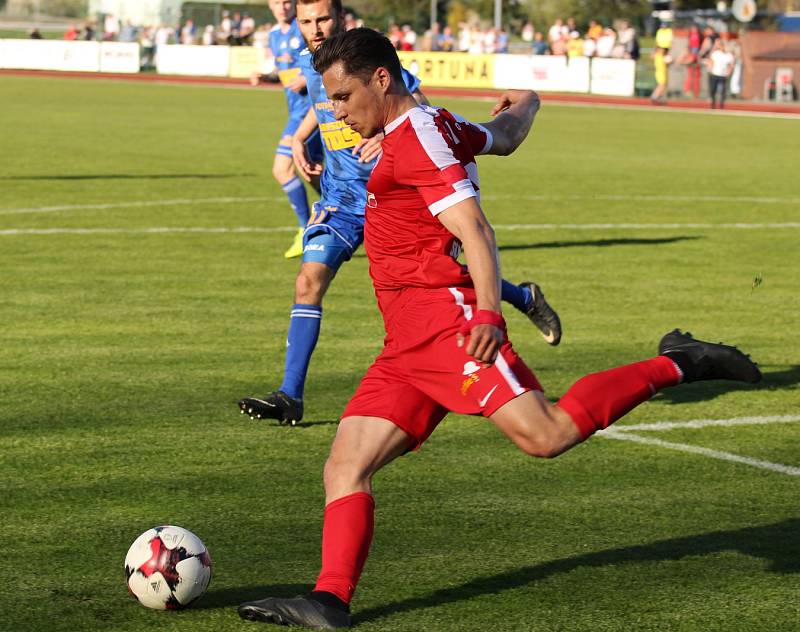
[[365, 105, 493, 294]]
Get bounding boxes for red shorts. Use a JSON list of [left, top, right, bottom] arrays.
[[342, 286, 543, 449]]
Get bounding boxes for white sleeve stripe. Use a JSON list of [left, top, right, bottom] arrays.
[[429, 186, 477, 216], [409, 109, 459, 171]]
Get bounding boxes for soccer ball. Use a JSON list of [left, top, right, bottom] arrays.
[[125, 525, 213, 609]]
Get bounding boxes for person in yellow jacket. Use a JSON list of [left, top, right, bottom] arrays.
[[651, 46, 672, 104]]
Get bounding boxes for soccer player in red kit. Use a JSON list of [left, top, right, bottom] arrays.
[[238, 28, 761, 629]]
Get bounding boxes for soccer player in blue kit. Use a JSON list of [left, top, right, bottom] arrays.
[[265, 0, 324, 258], [238, 0, 562, 425]]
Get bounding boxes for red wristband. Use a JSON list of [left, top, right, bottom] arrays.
[[459, 310, 506, 336]]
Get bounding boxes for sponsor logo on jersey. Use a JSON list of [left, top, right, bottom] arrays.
[[318, 120, 362, 151], [367, 192, 377, 208], [290, 36, 301, 49]]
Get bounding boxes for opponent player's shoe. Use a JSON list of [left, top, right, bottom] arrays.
[[284, 228, 305, 259], [521, 282, 562, 346], [238, 595, 351, 629], [238, 391, 304, 425], [659, 329, 761, 383]]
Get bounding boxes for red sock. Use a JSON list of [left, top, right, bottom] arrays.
[[314, 491, 375, 604], [557, 356, 680, 440]]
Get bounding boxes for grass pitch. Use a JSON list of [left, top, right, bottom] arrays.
[[0, 75, 798, 631]]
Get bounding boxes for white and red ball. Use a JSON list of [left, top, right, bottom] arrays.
[[125, 525, 212, 609]]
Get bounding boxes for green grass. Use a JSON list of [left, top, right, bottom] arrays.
[[1, 75, 799, 631]]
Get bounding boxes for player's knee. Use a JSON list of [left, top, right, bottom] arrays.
[[323, 454, 368, 493], [512, 416, 573, 458], [272, 159, 293, 184], [294, 270, 323, 303], [515, 434, 563, 459]]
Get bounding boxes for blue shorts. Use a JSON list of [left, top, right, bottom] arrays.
[[301, 202, 364, 271], [277, 116, 324, 161]]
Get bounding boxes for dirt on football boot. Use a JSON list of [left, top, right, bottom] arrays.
[[284, 228, 305, 259], [521, 282, 562, 346], [238, 391, 304, 426], [238, 595, 351, 629], [659, 329, 761, 384]]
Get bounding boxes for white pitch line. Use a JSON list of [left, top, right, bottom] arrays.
[[0, 196, 285, 216], [611, 414, 800, 432], [0, 226, 295, 236], [482, 193, 800, 205], [601, 431, 800, 476], [491, 222, 800, 230]]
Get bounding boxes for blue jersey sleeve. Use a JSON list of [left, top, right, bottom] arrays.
[[401, 67, 421, 94]]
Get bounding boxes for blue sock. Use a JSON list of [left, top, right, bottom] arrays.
[[282, 176, 310, 227], [280, 304, 322, 400], [501, 280, 532, 314]]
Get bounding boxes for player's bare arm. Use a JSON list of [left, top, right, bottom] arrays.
[[437, 198, 503, 365], [291, 107, 323, 181], [480, 90, 541, 156]]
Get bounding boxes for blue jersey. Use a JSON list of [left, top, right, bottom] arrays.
[[269, 20, 311, 121], [298, 48, 421, 215]]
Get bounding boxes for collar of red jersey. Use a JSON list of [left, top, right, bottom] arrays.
[[383, 106, 420, 136]]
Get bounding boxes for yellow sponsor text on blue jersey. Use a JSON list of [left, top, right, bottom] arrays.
[[318, 120, 361, 151]]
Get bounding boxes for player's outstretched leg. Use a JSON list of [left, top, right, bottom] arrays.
[[492, 330, 760, 456], [238, 594, 351, 629], [500, 280, 562, 345]]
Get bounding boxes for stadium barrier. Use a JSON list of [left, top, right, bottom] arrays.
[[400, 50, 635, 96], [0, 40, 635, 96], [0, 39, 140, 73]]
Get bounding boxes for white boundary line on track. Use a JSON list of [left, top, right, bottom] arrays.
[[600, 415, 800, 476], [3, 222, 798, 236], [1, 192, 798, 216]]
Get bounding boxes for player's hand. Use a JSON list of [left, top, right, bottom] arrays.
[[352, 133, 384, 163], [249, 71, 262, 87], [457, 324, 504, 366], [490, 90, 540, 116], [287, 75, 307, 93], [292, 139, 323, 182]]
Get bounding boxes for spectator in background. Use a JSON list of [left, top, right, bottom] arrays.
[[699, 26, 718, 64], [729, 38, 743, 98], [655, 21, 673, 51], [83, 21, 96, 40], [425, 23, 442, 51], [595, 27, 616, 57], [252, 23, 270, 48], [29, 28, 43, 39], [220, 11, 232, 41], [103, 13, 120, 41], [344, 11, 359, 30], [401, 24, 417, 51], [651, 46, 672, 105], [707, 38, 734, 109], [521, 21, 534, 43], [618, 20, 639, 60], [440, 25, 455, 52], [64, 24, 80, 40], [550, 31, 567, 56], [231, 12, 242, 39], [140, 26, 156, 67], [202, 24, 216, 46], [583, 33, 597, 58], [587, 20, 602, 40], [497, 28, 509, 53], [566, 31, 583, 58], [180, 19, 196, 45], [388, 24, 402, 49], [154, 24, 173, 63], [483, 27, 497, 54], [119, 21, 137, 42], [532, 31, 548, 55], [240, 13, 256, 41], [548, 18, 564, 47], [681, 25, 702, 98], [469, 25, 485, 54]]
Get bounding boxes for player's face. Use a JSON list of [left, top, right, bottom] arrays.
[[296, 0, 343, 52], [322, 61, 386, 138], [268, 0, 292, 24]]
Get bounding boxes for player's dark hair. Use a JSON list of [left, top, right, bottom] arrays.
[[294, 0, 343, 16], [312, 27, 403, 85]]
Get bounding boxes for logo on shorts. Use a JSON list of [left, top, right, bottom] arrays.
[[460, 361, 481, 396], [304, 244, 325, 252], [463, 361, 480, 376]]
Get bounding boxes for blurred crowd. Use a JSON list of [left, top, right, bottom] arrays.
[[524, 17, 640, 59]]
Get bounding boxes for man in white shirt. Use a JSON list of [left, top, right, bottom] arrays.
[[707, 39, 734, 109]]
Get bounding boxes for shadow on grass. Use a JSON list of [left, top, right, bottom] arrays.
[[356, 518, 800, 625], [196, 583, 310, 610], [498, 236, 701, 251], [0, 173, 255, 181], [658, 364, 800, 405]]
